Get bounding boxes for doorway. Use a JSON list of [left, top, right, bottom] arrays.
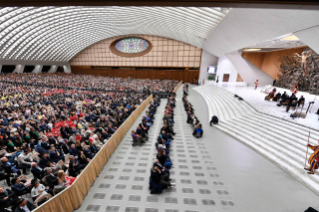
[[223, 74, 230, 82]]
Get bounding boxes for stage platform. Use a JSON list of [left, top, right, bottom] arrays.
[[218, 83, 319, 130], [194, 84, 319, 199]]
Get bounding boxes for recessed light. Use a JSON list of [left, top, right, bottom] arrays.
[[283, 35, 299, 41], [243, 48, 262, 52]]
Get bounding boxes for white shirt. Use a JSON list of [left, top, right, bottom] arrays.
[[20, 205, 31, 212], [31, 184, 47, 198]]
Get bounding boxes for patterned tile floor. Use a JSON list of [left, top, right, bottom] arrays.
[[75, 94, 236, 212]]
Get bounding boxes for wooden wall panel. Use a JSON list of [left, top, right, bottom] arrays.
[[242, 52, 266, 70], [71, 66, 199, 83], [242, 47, 305, 80]]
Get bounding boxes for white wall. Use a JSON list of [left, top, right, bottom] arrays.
[[295, 26, 319, 54], [199, 50, 218, 82], [216, 55, 238, 84], [203, 8, 319, 57], [226, 51, 273, 86]]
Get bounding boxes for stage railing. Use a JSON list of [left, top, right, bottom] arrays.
[[174, 81, 182, 93], [32, 95, 153, 212]]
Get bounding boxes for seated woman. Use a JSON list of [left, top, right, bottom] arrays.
[[150, 166, 175, 189], [193, 124, 203, 138], [57, 170, 76, 188], [77, 150, 91, 165]]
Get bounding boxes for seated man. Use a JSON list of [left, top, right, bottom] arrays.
[[45, 168, 59, 189], [0, 165, 14, 186], [0, 186, 19, 212], [49, 146, 65, 163], [14, 198, 35, 212], [17, 149, 33, 170], [69, 144, 78, 157], [1, 157, 25, 176], [69, 155, 86, 177], [39, 153, 50, 169], [11, 178, 32, 196], [298, 95, 305, 107], [31, 162, 46, 179]]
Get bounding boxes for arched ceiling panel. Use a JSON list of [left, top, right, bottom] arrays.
[[0, 6, 230, 62]]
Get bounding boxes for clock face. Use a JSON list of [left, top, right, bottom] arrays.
[[115, 37, 150, 54]]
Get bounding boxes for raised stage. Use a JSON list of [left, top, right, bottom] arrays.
[[194, 83, 319, 199], [220, 83, 319, 130]]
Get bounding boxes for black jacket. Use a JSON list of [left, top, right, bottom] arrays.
[[14, 201, 35, 212]]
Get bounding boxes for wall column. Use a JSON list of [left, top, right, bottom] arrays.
[[63, 64, 71, 73], [0, 65, 2, 73], [48, 65, 58, 73], [32, 65, 43, 74], [199, 50, 218, 83], [13, 65, 25, 73]]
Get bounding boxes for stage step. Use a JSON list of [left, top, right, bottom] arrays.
[[194, 85, 319, 195]]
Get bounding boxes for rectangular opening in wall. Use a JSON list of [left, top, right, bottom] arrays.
[[2, 65, 16, 73], [23, 66, 35, 73], [42, 66, 51, 73], [223, 74, 230, 82], [56, 66, 64, 73]]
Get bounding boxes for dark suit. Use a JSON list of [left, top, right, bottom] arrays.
[[45, 173, 58, 188], [49, 150, 64, 163], [14, 200, 35, 212], [31, 166, 45, 179]]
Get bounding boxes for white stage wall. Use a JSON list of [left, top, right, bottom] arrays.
[[199, 50, 218, 82]]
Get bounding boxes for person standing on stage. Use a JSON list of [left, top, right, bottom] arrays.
[[254, 79, 259, 90]]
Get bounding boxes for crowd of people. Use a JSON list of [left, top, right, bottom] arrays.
[[182, 84, 203, 138], [0, 73, 178, 211], [131, 97, 161, 146], [265, 87, 305, 112], [0, 74, 177, 94], [149, 95, 176, 193]]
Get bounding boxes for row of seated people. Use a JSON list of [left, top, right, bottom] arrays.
[[131, 97, 161, 146], [149, 95, 176, 194], [0, 77, 166, 211], [265, 88, 305, 112], [182, 85, 203, 138], [0, 74, 178, 94]]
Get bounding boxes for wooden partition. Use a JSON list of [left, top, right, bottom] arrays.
[[174, 81, 183, 93], [242, 47, 305, 80], [32, 95, 153, 212], [71, 66, 199, 83]]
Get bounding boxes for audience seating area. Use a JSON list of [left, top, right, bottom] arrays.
[[0, 74, 178, 212], [194, 84, 319, 195]]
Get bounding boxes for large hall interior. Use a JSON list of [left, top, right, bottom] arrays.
[[0, 1, 319, 212]]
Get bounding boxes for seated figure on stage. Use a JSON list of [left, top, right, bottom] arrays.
[[304, 143, 319, 175], [298, 95, 305, 107]]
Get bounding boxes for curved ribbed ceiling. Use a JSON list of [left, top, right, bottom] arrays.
[[0, 7, 229, 62]]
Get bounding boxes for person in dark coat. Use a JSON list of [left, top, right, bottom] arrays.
[[14, 198, 35, 212], [10, 178, 32, 196], [49, 146, 64, 163], [45, 168, 58, 189], [0, 186, 19, 211]]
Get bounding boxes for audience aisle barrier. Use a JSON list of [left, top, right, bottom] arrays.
[[32, 95, 153, 212], [174, 81, 182, 93]]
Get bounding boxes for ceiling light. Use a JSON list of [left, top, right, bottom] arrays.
[[243, 48, 261, 52], [283, 35, 299, 41]]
